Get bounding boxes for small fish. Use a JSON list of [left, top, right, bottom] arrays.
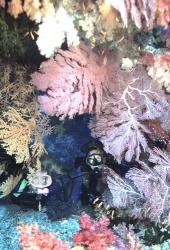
[[92, 197, 100, 204]]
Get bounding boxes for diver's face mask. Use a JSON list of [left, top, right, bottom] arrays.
[[86, 149, 104, 171], [29, 172, 52, 196]]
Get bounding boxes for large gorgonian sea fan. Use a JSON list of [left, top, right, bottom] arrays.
[[102, 148, 170, 222], [89, 52, 169, 163], [32, 43, 106, 120]]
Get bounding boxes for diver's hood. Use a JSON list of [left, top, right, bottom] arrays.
[[81, 141, 104, 153]]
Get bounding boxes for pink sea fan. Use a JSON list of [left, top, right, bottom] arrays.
[[32, 43, 106, 120]]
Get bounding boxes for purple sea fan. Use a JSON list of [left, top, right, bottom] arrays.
[[89, 53, 169, 162], [31, 42, 106, 120], [103, 148, 170, 221]]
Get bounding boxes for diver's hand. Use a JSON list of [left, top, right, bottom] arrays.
[[37, 188, 49, 195]]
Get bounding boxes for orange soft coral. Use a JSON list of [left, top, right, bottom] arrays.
[[72, 213, 116, 250], [17, 224, 70, 250]]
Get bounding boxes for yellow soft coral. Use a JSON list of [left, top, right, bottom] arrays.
[[0, 108, 49, 163]]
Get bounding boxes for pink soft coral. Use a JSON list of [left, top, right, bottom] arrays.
[[32, 43, 106, 120], [72, 212, 115, 250], [17, 224, 70, 250]]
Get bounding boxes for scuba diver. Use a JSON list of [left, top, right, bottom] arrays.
[[75, 140, 135, 205], [10, 154, 82, 220], [10, 171, 53, 211], [0, 152, 81, 217], [0, 141, 134, 220]]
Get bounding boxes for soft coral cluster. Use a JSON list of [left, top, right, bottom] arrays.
[[17, 224, 70, 250], [139, 52, 170, 93], [72, 212, 116, 250]]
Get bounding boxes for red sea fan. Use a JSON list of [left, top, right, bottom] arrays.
[[72, 212, 116, 250], [17, 224, 70, 250], [32, 43, 106, 120]]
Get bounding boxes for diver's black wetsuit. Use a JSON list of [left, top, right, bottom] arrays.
[[10, 167, 82, 219]]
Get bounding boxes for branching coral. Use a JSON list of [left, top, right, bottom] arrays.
[[32, 43, 106, 119], [17, 224, 70, 250], [102, 148, 170, 221], [72, 212, 116, 250]]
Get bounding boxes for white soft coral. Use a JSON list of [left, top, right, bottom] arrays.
[[36, 7, 79, 58]]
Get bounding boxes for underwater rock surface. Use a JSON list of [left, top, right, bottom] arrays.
[[0, 200, 79, 250]]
